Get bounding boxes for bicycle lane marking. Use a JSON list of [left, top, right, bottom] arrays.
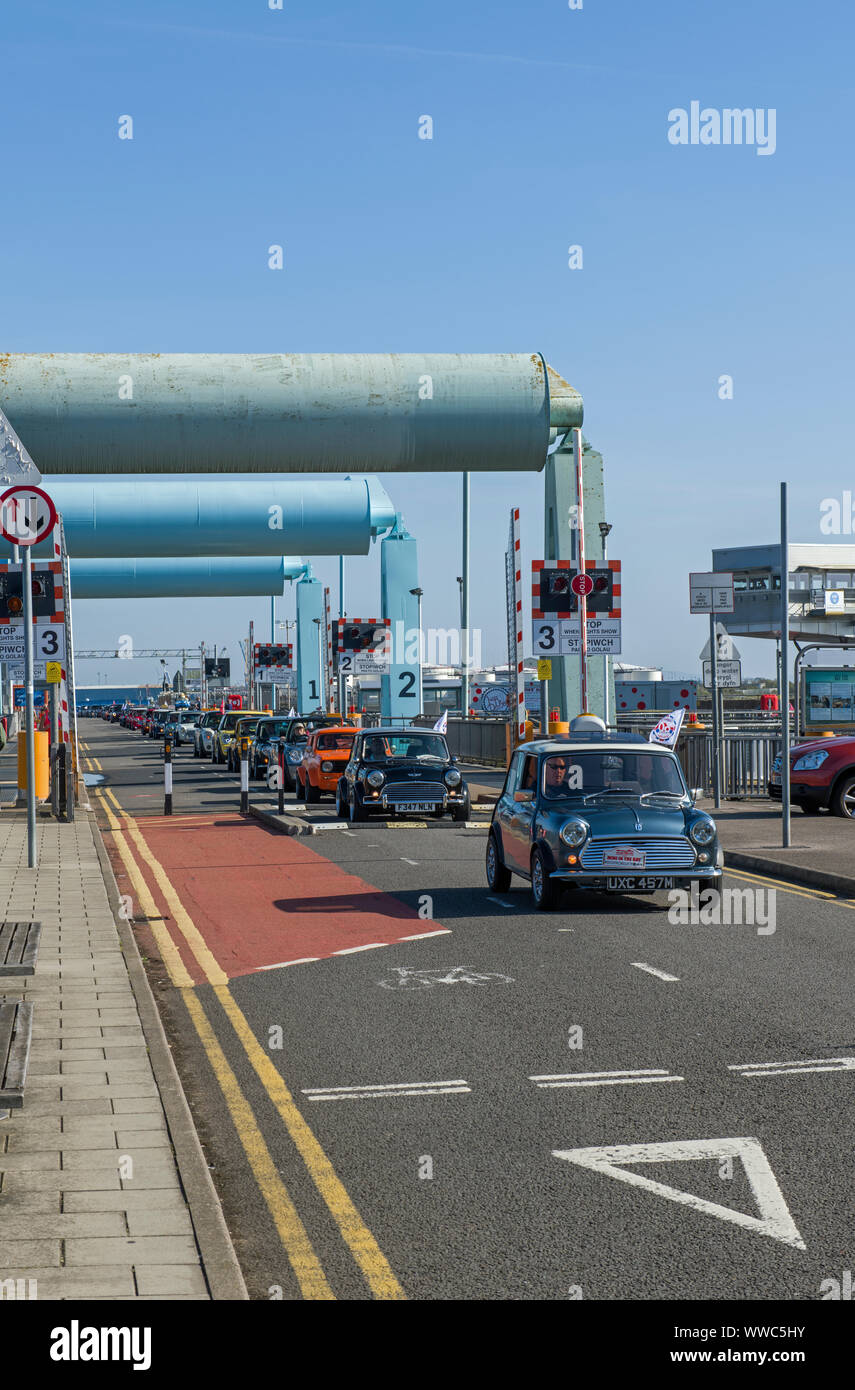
[[99, 787, 406, 1300], [96, 789, 335, 1300], [109, 803, 451, 978]]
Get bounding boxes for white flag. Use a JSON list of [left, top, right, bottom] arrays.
[[433, 710, 448, 733], [288, 706, 296, 716], [648, 707, 686, 748]]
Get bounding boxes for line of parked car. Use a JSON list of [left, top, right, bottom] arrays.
[[105, 703, 473, 824]]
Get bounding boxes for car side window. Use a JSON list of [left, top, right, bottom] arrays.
[[520, 756, 538, 793], [502, 752, 523, 799]]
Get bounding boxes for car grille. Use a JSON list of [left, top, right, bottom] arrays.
[[383, 780, 444, 804], [580, 837, 696, 869]]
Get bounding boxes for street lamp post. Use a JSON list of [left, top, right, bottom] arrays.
[[409, 587, 424, 716]]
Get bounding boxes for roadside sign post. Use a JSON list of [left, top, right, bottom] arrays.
[[0, 484, 58, 868], [692, 575, 734, 809], [781, 483, 791, 848], [164, 737, 173, 816], [277, 737, 285, 815], [240, 737, 249, 813], [709, 613, 720, 807], [572, 427, 588, 713]]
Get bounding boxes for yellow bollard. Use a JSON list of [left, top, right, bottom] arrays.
[[17, 730, 50, 800], [548, 720, 569, 735]]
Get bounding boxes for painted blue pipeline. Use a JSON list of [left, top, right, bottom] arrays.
[[0, 354, 582, 474], [0, 475, 396, 559], [68, 556, 306, 599]]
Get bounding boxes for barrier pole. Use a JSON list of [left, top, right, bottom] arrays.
[[240, 737, 249, 813], [277, 737, 285, 815], [164, 737, 173, 815]]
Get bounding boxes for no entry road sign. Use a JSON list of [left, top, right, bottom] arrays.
[[0, 485, 57, 546]]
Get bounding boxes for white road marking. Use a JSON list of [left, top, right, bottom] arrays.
[[400, 858, 420, 866], [332, 943, 388, 955], [486, 897, 514, 908], [730, 1057, 855, 1079], [553, 1137, 806, 1250], [398, 929, 452, 941], [302, 1079, 471, 1101], [341, 829, 356, 837], [557, 928, 574, 932], [257, 957, 320, 970], [531, 1068, 683, 1089], [631, 962, 680, 982]]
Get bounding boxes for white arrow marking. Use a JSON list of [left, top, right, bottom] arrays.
[[553, 1137, 805, 1250], [632, 961, 680, 982]]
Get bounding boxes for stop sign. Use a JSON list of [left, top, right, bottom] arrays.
[[571, 572, 594, 597]]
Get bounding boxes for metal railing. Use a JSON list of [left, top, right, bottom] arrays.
[[677, 731, 781, 799]]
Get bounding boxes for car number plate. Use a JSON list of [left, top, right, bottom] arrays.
[[396, 802, 435, 813], [606, 876, 674, 891]]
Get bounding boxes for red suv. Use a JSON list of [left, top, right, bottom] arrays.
[[768, 736, 855, 816]]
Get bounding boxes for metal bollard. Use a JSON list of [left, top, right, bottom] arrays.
[[277, 737, 285, 815], [164, 738, 173, 815], [240, 737, 249, 813]]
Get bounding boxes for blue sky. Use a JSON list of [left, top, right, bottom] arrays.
[[4, 0, 853, 685]]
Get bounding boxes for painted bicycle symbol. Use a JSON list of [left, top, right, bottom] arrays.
[[378, 966, 514, 990]]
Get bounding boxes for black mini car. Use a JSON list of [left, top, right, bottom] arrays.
[[335, 727, 470, 823]]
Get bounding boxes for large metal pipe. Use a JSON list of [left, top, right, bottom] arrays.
[[68, 556, 306, 599], [0, 474, 396, 558], [0, 353, 582, 474]]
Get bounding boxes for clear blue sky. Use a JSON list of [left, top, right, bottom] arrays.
[[5, 0, 853, 685]]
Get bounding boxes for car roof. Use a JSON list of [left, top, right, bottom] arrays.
[[359, 727, 443, 736], [518, 736, 673, 754]]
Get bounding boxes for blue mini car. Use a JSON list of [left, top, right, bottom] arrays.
[[486, 731, 723, 910]]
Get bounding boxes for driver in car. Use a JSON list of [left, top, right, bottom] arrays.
[[543, 756, 575, 797]]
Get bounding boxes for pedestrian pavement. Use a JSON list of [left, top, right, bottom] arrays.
[[0, 791, 247, 1300]]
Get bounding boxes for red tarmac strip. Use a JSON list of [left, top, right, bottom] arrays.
[[126, 813, 446, 982]]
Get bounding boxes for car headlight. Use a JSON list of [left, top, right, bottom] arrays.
[[689, 818, 716, 845], [366, 770, 385, 788], [444, 768, 462, 787], [559, 819, 589, 847], [321, 761, 334, 772], [287, 749, 303, 764], [792, 750, 829, 771]]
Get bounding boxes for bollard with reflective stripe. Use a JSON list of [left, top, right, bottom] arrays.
[[164, 738, 173, 815], [240, 737, 249, 813], [277, 737, 285, 815]]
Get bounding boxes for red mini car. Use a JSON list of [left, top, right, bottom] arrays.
[[768, 735, 855, 816]]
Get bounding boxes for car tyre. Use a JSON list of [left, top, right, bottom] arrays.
[[305, 778, 320, 804], [530, 847, 559, 910], [486, 832, 512, 892], [830, 775, 855, 818], [335, 782, 347, 819], [348, 787, 367, 822], [451, 795, 470, 824], [295, 774, 305, 801]]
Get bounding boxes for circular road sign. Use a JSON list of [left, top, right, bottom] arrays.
[[571, 572, 594, 597], [0, 485, 58, 546]]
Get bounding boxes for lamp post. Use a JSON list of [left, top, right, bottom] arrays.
[[409, 587, 424, 716]]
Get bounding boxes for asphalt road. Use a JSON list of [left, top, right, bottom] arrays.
[[81, 719, 855, 1301]]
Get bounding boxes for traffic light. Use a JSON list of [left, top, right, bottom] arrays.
[[0, 568, 56, 620]]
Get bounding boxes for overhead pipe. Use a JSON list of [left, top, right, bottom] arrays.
[[0, 474, 396, 558], [0, 353, 582, 474], [68, 556, 307, 599]]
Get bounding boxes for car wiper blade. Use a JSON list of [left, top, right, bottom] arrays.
[[639, 791, 687, 802], [582, 788, 639, 802]]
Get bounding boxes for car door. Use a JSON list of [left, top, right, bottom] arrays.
[[494, 752, 524, 868], [503, 754, 539, 872]]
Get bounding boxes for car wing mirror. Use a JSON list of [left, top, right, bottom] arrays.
[[513, 790, 535, 804], [690, 787, 704, 801]]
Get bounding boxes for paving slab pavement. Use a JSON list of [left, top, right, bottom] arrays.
[[0, 799, 247, 1301]]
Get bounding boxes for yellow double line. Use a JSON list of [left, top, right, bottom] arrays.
[[94, 776, 404, 1301]]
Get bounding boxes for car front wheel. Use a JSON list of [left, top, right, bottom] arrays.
[[486, 832, 512, 892], [830, 775, 855, 818], [348, 788, 367, 822], [335, 782, 347, 818], [305, 777, 320, 803], [530, 847, 559, 910]]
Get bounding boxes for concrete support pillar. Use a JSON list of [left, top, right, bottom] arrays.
[[380, 517, 421, 720], [296, 572, 325, 712], [544, 436, 615, 723]]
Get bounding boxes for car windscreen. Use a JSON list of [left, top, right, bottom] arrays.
[[219, 714, 242, 731], [235, 720, 260, 735], [362, 734, 448, 762], [315, 732, 355, 751], [541, 751, 687, 799]]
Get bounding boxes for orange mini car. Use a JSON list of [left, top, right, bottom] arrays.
[[296, 725, 357, 802]]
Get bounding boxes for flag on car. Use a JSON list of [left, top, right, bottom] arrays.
[[433, 710, 448, 733], [648, 707, 686, 748]]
